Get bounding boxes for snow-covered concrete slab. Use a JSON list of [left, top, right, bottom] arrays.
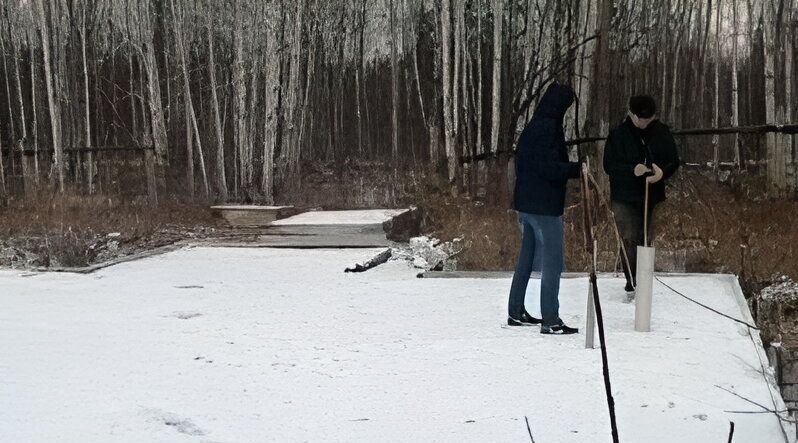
[[0, 247, 791, 442], [270, 209, 410, 226], [210, 205, 296, 227], [226, 208, 420, 247]]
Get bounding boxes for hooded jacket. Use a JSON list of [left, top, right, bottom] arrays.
[[512, 83, 580, 216], [603, 117, 680, 205]]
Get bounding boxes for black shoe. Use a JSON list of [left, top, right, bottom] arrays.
[[507, 310, 542, 326], [540, 323, 579, 335], [625, 282, 635, 302]]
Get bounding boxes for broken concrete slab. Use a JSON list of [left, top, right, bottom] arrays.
[[211, 205, 296, 227], [238, 208, 419, 248], [754, 277, 798, 345]]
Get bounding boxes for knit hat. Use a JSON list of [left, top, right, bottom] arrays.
[[629, 95, 657, 118]]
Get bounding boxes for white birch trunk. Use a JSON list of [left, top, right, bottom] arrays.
[[390, 0, 399, 164], [80, 0, 94, 193], [34, 0, 64, 192], [731, 0, 740, 169], [441, 0, 456, 181], [782, 1, 794, 187], [712, 0, 721, 172], [208, 16, 228, 200], [489, 0, 503, 155], [763, 0, 782, 190], [29, 30, 39, 181]]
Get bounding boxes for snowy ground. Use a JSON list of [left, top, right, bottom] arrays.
[[0, 247, 791, 442]]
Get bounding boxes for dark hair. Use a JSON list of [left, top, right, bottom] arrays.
[[629, 95, 656, 118]]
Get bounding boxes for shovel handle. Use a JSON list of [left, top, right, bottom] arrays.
[[643, 181, 649, 247]]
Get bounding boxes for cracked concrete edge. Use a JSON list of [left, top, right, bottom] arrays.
[[725, 274, 796, 442], [416, 270, 742, 279]]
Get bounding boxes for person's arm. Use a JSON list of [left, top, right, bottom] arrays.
[[657, 127, 680, 180]]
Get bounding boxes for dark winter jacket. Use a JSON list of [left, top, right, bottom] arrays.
[[512, 84, 581, 216], [603, 117, 680, 205]]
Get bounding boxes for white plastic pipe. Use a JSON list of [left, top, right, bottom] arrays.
[[635, 245, 656, 332]]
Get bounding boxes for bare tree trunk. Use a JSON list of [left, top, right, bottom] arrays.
[[172, 0, 209, 198], [1, 18, 16, 152], [279, 0, 305, 190], [712, 0, 721, 173], [441, 0, 456, 181], [232, 0, 249, 197], [782, 0, 794, 187], [475, 0, 485, 191], [453, 0, 461, 154], [80, 0, 93, 194], [489, 0, 503, 155], [208, 15, 228, 200], [588, 0, 614, 191], [29, 31, 39, 181], [390, 0, 399, 165], [358, 0, 368, 158], [35, 0, 64, 192], [138, 1, 168, 200], [185, 100, 195, 199], [459, 0, 470, 189], [763, 0, 782, 191], [10, 19, 31, 196], [0, 119, 5, 199], [732, 0, 741, 169]]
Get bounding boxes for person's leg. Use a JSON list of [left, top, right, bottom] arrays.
[[612, 200, 643, 289], [528, 214, 564, 326], [507, 212, 537, 318]]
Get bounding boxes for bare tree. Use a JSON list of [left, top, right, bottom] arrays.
[[489, 0, 503, 155], [731, 0, 741, 169], [763, 0, 781, 190], [34, 0, 64, 192], [207, 13, 228, 200]]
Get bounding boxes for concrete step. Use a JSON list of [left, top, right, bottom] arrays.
[[211, 205, 297, 227]]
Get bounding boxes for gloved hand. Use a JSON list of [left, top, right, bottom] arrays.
[[634, 163, 651, 177], [646, 163, 664, 184]]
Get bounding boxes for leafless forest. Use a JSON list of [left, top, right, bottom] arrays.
[[0, 0, 794, 205]]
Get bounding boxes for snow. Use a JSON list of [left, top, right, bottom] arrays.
[[0, 247, 791, 442], [270, 209, 409, 226]]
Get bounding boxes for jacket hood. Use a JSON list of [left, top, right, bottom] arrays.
[[533, 83, 575, 120]]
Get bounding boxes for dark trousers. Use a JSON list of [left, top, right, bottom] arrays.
[[507, 212, 564, 326], [611, 200, 655, 289]]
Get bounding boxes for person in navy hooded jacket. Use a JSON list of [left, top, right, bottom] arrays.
[[507, 83, 581, 335]]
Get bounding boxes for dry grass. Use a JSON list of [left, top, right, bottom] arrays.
[[0, 192, 221, 268], [418, 168, 798, 292], [2, 162, 796, 289]]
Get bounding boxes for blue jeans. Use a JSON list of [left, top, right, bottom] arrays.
[[507, 212, 564, 326]]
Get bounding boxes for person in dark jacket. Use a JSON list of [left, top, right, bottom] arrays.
[[507, 83, 581, 335], [603, 95, 680, 295]]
